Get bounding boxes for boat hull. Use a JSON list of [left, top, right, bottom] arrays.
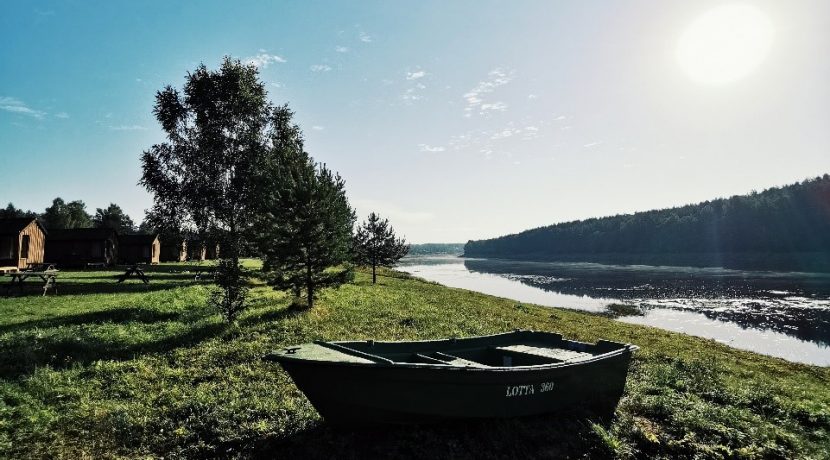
[[279, 350, 633, 424]]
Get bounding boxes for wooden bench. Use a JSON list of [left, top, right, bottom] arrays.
[[4, 270, 59, 296], [494, 345, 595, 363]]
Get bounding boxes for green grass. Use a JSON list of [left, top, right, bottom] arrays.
[[1, 262, 828, 459]]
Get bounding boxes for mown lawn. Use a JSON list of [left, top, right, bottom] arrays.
[[1, 261, 828, 459]]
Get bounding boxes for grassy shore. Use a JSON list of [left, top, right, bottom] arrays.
[[1, 261, 828, 459]]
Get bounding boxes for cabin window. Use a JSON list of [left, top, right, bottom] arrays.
[[91, 242, 103, 258], [142, 246, 151, 258], [21, 235, 30, 259]]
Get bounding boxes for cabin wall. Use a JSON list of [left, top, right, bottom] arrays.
[[119, 238, 161, 265], [188, 242, 206, 261], [45, 237, 117, 267], [160, 240, 186, 262], [17, 222, 45, 268], [0, 236, 16, 267], [152, 239, 160, 264]]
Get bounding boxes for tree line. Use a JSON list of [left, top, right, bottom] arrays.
[[2, 199, 138, 234], [139, 57, 408, 320], [465, 175, 830, 264]]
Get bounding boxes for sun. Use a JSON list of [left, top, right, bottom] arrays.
[[676, 4, 774, 85]]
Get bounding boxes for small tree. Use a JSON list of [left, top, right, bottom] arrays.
[[353, 212, 410, 284], [93, 203, 136, 233], [255, 155, 355, 309], [0, 203, 37, 219], [140, 57, 276, 322]]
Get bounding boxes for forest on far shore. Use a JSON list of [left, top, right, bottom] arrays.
[[464, 175, 830, 272]]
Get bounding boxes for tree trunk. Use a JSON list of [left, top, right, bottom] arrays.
[[372, 262, 376, 284], [306, 260, 314, 308]]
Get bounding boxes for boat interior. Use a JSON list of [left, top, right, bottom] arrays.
[[317, 330, 632, 368]]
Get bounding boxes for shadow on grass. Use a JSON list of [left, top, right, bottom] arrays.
[[1, 276, 205, 298], [0, 313, 227, 379], [0, 307, 181, 335], [249, 413, 612, 459], [239, 303, 307, 328]]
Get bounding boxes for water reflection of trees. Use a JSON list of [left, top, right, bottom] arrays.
[[463, 259, 830, 347]]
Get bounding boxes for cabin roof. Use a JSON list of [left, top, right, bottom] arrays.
[[0, 217, 46, 236], [119, 233, 159, 245], [48, 227, 117, 241]]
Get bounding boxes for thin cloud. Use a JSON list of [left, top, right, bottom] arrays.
[[480, 101, 508, 113], [312, 125, 324, 131], [583, 141, 603, 148], [0, 96, 46, 119], [418, 144, 445, 152], [245, 52, 287, 68], [359, 32, 372, 43], [463, 68, 514, 117], [310, 64, 332, 72], [335, 46, 349, 53], [401, 88, 422, 103], [406, 70, 426, 80], [55, 112, 69, 119]]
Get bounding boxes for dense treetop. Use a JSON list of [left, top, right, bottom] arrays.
[[465, 175, 830, 259]]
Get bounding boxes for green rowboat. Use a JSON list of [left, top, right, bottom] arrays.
[[265, 330, 638, 423]]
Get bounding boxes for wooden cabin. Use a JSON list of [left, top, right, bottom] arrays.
[[187, 238, 206, 261], [160, 237, 187, 262], [118, 234, 160, 265], [205, 242, 220, 260], [45, 228, 118, 267], [0, 217, 47, 271]]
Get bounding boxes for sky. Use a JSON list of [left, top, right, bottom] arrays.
[[1, 1, 829, 243]]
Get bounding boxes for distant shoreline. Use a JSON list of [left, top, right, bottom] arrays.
[[459, 251, 830, 273]]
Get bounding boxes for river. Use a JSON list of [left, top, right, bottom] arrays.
[[397, 256, 830, 366]]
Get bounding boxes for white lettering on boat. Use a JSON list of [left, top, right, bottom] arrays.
[[505, 382, 554, 397], [539, 381, 555, 392]]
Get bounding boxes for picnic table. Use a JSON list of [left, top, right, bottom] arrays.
[[116, 265, 150, 284], [5, 268, 59, 296]]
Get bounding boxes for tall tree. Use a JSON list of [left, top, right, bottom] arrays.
[[140, 57, 283, 322], [0, 203, 37, 219], [93, 203, 135, 233], [255, 156, 355, 309], [41, 198, 92, 229], [353, 212, 410, 284]]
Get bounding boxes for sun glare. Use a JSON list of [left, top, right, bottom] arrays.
[[676, 4, 774, 85]]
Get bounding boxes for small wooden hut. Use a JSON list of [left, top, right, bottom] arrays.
[[0, 217, 47, 271], [205, 242, 220, 260], [45, 228, 118, 267], [187, 238, 206, 261], [160, 237, 187, 262], [118, 234, 160, 265]]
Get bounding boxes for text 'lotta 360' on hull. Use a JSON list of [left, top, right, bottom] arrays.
[[265, 330, 638, 424]]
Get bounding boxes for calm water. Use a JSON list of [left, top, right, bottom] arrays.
[[397, 256, 830, 366]]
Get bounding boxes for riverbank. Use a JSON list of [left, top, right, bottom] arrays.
[[1, 263, 828, 458], [460, 251, 830, 274]]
